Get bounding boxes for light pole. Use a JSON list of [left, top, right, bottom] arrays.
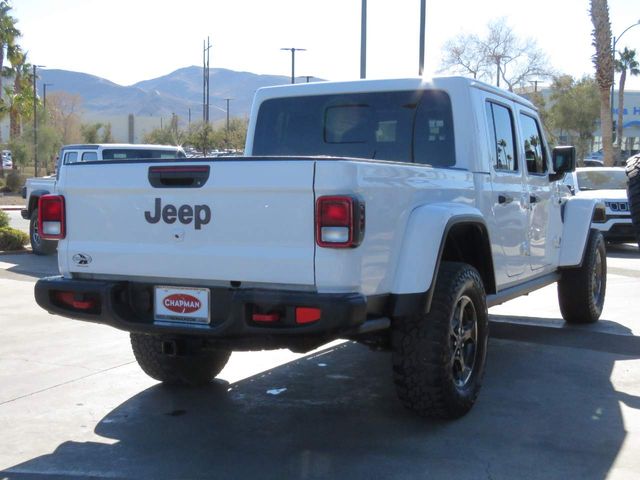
[[611, 20, 640, 113], [280, 48, 306, 84], [33, 64, 45, 177], [224, 98, 232, 149], [419, 0, 426, 76], [43, 83, 53, 114], [361, 0, 367, 79]]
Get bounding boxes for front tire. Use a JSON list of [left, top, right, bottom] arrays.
[[30, 208, 57, 255], [557, 230, 606, 324], [391, 262, 489, 419], [130, 333, 231, 386]]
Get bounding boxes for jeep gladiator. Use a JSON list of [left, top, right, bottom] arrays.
[[34, 77, 606, 419]]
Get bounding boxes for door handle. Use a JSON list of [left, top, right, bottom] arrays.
[[498, 194, 513, 204]]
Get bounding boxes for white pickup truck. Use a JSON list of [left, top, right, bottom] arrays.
[[34, 77, 606, 419], [22, 143, 186, 254]]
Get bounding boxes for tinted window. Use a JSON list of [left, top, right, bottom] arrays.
[[577, 170, 627, 190], [102, 149, 183, 160], [486, 102, 517, 171], [63, 151, 78, 164], [413, 91, 455, 167], [519, 114, 547, 175], [253, 90, 455, 166]]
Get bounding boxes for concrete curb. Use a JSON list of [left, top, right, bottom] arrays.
[[0, 205, 25, 211]]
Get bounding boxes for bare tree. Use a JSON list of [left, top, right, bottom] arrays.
[[47, 92, 83, 144], [590, 0, 614, 166], [440, 18, 552, 91], [440, 34, 490, 81]]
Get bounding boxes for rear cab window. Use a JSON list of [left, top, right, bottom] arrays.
[[253, 89, 455, 167]]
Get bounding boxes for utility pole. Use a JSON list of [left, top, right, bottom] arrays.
[[203, 37, 212, 123], [360, 0, 367, 79], [419, 0, 426, 76], [280, 48, 306, 84], [33, 65, 45, 177], [43, 83, 53, 115]]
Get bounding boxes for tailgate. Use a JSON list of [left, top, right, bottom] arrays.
[[59, 160, 316, 287]]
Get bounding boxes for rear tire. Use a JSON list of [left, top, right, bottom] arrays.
[[130, 333, 231, 386], [29, 208, 57, 255], [626, 154, 640, 249], [558, 230, 606, 324], [391, 262, 489, 419]]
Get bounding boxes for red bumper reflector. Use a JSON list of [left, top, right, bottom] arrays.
[[252, 313, 281, 323], [54, 291, 98, 311], [295, 307, 321, 324]]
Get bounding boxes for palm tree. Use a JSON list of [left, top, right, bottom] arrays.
[[0, 1, 20, 141], [590, 0, 615, 166], [5, 45, 32, 139], [615, 47, 640, 161]]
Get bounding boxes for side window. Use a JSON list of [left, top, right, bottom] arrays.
[[413, 91, 455, 167], [519, 113, 547, 175], [63, 151, 78, 164], [485, 102, 517, 171], [81, 151, 98, 161]]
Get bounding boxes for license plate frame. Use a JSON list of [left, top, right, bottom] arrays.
[[154, 286, 210, 324]]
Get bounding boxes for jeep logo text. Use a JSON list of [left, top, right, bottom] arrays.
[[144, 198, 211, 230]]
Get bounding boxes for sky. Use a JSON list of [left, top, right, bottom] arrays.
[[11, 0, 640, 90]]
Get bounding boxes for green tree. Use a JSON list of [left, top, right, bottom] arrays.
[[80, 122, 114, 143], [548, 75, 600, 163], [5, 44, 34, 139], [0, 0, 20, 141], [615, 47, 639, 162], [143, 114, 184, 145], [589, 0, 615, 166]]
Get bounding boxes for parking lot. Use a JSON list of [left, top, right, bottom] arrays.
[[0, 214, 639, 479]]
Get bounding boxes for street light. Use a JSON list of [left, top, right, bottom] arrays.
[[611, 20, 640, 112], [33, 64, 45, 177], [280, 47, 306, 84]]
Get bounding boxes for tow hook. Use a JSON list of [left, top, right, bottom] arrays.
[[161, 339, 179, 356]]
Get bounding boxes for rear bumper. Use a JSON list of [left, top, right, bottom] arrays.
[[34, 276, 373, 344], [21, 208, 29, 219]]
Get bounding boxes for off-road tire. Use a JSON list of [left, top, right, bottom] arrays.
[[391, 262, 489, 419], [626, 154, 640, 248], [130, 333, 231, 386], [558, 230, 606, 324], [29, 208, 57, 255]]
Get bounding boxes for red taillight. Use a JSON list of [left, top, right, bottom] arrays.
[[295, 307, 321, 324], [316, 196, 365, 248], [53, 291, 99, 311], [252, 312, 281, 323], [38, 195, 66, 239]]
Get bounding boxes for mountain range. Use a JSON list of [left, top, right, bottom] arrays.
[[38, 66, 302, 124]]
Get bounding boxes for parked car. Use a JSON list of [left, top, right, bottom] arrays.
[[1, 150, 12, 169], [563, 167, 636, 245], [22, 143, 187, 255]]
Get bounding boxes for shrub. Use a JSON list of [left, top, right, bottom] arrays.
[[0, 227, 28, 250], [0, 210, 8, 228], [5, 171, 23, 192]]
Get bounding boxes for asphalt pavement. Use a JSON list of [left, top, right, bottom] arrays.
[[0, 242, 639, 479]]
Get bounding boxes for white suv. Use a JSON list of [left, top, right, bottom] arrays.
[[563, 167, 635, 244]]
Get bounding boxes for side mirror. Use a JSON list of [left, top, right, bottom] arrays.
[[549, 146, 576, 182]]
